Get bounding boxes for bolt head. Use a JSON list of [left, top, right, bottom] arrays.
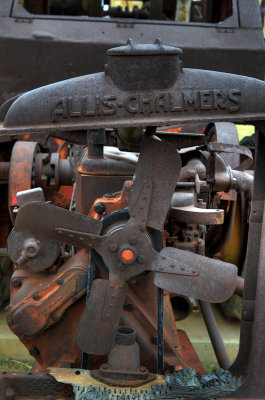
[[94, 202, 105, 214], [101, 364, 109, 370], [117, 263, 126, 271], [137, 255, 145, 264], [24, 238, 40, 258], [56, 278, 63, 285], [33, 293, 40, 300], [139, 366, 147, 373], [109, 243, 118, 252], [129, 236, 138, 245], [118, 246, 137, 265], [11, 278, 21, 288]]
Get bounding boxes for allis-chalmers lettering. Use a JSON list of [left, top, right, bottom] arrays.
[[51, 89, 241, 121]]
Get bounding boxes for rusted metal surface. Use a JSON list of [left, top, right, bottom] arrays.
[[89, 181, 131, 220], [91, 326, 156, 386], [8, 230, 60, 271], [222, 207, 265, 397], [8, 141, 40, 223], [6, 250, 90, 339], [225, 130, 265, 399], [2, 39, 265, 135], [13, 135, 238, 358], [122, 273, 204, 374], [170, 206, 224, 225], [2, 40, 265, 398], [75, 136, 134, 216], [49, 367, 166, 396], [5, 176, 204, 375], [0, 0, 265, 108], [0, 371, 74, 400]]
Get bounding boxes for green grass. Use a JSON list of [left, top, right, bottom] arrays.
[[202, 361, 219, 375], [0, 358, 34, 371], [0, 358, 219, 375]]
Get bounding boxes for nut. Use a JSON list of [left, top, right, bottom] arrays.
[[109, 243, 118, 252], [129, 235, 138, 245], [11, 278, 22, 288], [94, 202, 105, 214], [117, 263, 126, 271], [137, 255, 145, 264]]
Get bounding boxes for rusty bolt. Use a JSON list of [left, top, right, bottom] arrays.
[[33, 293, 40, 300], [94, 202, 105, 214], [139, 366, 147, 373], [109, 243, 118, 252], [137, 255, 145, 264], [11, 278, 21, 288], [117, 263, 126, 271], [56, 278, 63, 285], [101, 364, 109, 370], [29, 346, 39, 357], [51, 315, 58, 321], [129, 236, 138, 245]]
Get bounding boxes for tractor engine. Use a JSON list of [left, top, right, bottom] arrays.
[[1, 39, 264, 399]]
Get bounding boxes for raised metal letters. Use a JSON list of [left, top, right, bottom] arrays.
[[51, 89, 241, 122]]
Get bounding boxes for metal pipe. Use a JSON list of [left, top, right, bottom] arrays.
[[235, 276, 244, 298], [170, 295, 193, 321], [157, 287, 164, 375], [231, 170, 253, 193], [199, 300, 231, 370], [82, 255, 95, 370]]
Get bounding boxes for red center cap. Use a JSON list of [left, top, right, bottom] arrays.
[[121, 249, 135, 263]]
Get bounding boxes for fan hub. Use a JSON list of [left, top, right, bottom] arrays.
[[119, 247, 137, 264]]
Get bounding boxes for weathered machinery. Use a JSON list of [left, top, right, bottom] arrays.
[[0, 0, 265, 105], [0, 0, 264, 310], [0, 40, 265, 399]]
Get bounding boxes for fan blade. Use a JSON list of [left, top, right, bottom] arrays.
[[76, 279, 128, 355], [154, 247, 238, 303], [14, 201, 102, 249], [129, 136, 181, 230]]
